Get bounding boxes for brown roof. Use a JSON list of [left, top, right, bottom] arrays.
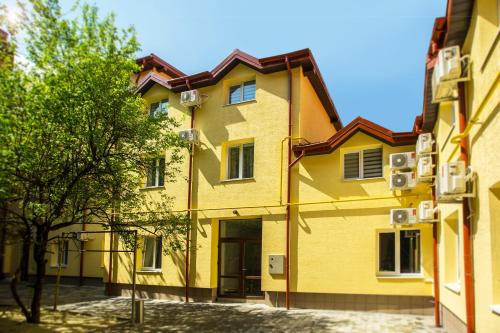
[[420, 0, 474, 132], [136, 53, 186, 78], [136, 49, 342, 129], [293, 117, 417, 156]]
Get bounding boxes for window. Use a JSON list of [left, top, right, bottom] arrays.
[[343, 148, 383, 180], [142, 236, 162, 270], [228, 80, 256, 104], [227, 143, 254, 180], [149, 99, 169, 117], [145, 158, 165, 187], [57, 240, 69, 267], [377, 229, 421, 275]]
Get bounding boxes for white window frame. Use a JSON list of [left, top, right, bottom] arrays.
[[228, 80, 256, 105], [141, 236, 162, 271], [149, 99, 169, 118], [343, 148, 383, 181], [145, 158, 165, 188], [58, 240, 69, 267], [376, 229, 422, 277], [226, 143, 254, 180]]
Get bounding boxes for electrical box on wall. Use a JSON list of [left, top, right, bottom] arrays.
[[268, 255, 285, 274]]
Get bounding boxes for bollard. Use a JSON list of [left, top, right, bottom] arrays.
[[134, 299, 144, 324]]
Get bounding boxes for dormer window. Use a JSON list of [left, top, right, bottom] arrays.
[[150, 99, 169, 117], [228, 80, 256, 104]]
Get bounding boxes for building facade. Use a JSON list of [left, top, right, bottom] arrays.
[[2, 0, 499, 332], [104, 48, 436, 315], [420, 0, 500, 332]]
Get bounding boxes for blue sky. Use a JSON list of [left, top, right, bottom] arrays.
[[6, 0, 447, 132]]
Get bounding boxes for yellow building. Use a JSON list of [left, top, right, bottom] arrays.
[[100, 48, 437, 316], [419, 0, 500, 332], [2, 2, 498, 332]]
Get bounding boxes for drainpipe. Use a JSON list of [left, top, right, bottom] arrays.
[[185, 80, 194, 303], [431, 186, 441, 327], [458, 82, 475, 333], [285, 57, 293, 310]]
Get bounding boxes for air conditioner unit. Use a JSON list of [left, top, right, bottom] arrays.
[[439, 161, 467, 195], [432, 69, 458, 101], [417, 156, 433, 180], [418, 201, 436, 222], [416, 133, 434, 156], [390, 172, 417, 190], [432, 46, 462, 102], [390, 152, 416, 170], [178, 129, 200, 145], [436, 46, 462, 82], [390, 208, 417, 225], [76, 232, 89, 242], [180, 89, 201, 107]]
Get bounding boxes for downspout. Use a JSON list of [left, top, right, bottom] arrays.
[[185, 78, 194, 303], [285, 56, 292, 310], [458, 82, 475, 333], [431, 186, 441, 327]]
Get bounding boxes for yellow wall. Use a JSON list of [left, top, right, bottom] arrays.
[[288, 132, 433, 295], [433, 0, 500, 331], [298, 67, 337, 142], [463, 0, 500, 331], [24, 223, 106, 279]]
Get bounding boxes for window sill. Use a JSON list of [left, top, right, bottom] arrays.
[[137, 269, 162, 274], [140, 186, 165, 191], [376, 274, 424, 279], [490, 304, 500, 316], [220, 177, 255, 184], [224, 99, 256, 107], [444, 282, 461, 294], [343, 176, 385, 182], [50, 265, 67, 268]]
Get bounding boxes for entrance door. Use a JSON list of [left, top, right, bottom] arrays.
[[218, 219, 262, 298]]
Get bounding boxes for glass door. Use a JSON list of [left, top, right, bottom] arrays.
[[243, 240, 262, 297], [219, 241, 241, 297], [218, 219, 262, 298]]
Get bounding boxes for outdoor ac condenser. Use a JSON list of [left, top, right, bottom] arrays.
[[390, 172, 417, 190], [390, 208, 417, 225], [389, 152, 417, 170]]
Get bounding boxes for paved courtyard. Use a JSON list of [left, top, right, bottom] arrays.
[[0, 282, 446, 332]]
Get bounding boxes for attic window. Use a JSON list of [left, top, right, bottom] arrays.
[[228, 80, 256, 104], [150, 99, 169, 117], [343, 148, 383, 180]]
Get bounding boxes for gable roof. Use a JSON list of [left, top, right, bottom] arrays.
[[136, 49, 342, 130], [136, 53, 186, 78], [293, 117, 417, 156], [136, 71, 173, 94]]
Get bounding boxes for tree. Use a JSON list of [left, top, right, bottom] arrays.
[[0, 0, 189, 323]]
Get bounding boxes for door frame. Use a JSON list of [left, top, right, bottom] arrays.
[[217, 219, 263, 299]]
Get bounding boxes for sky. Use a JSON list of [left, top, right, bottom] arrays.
[[4, 0, 447, 132]]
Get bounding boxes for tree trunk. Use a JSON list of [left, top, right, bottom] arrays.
[[20, 232, 31, 281], [10, 267, 31, 319], [27, 226, 48, 324]]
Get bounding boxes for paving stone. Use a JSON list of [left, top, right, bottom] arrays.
[[0, 282, 446, 332]]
